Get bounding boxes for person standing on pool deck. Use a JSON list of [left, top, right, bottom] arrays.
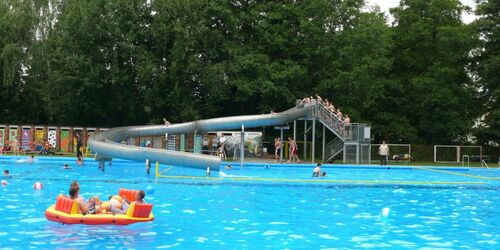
[[75, 132, 83, 158], [287, 137, 301, 163], [217, 142, 226, 161], [274, 137, 283, 162], [378, 140, 389, 166]]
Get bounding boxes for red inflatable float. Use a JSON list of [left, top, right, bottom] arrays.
[[45, 188, 154, 225]]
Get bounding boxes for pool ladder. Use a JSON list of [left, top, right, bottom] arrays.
[[461, 155, 469, 167], [463, 155, 493, 168], [481, 159, 490, 168]]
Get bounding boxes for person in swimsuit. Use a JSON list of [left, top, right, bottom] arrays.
[[105, 190, 146, 214], [75, 132, 83, 158], [344, 115, 351, 139], [163, 118, 171, 127], [274, 137, 282, 162], [85, 197, 103, 214], [69, 185, 88, 214], [108, 195, 131, 214], [287, 137, 301, 163], [312, 163, 321, 177], [217, 142, 226, 160], [135, 190, 146, 204]]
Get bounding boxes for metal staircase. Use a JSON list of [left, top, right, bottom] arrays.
[[310, 102, 348, 161], [307, 101, 370, 163], [325, 137, 345, 162], [312, 102, 348, 141]]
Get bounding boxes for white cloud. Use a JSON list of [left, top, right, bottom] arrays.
[[366, 0, 477, 24]]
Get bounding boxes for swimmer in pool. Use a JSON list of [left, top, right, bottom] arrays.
[[76, 157, 83, 165], [28, 155, 35, 163], [312, 163, 321, 177]]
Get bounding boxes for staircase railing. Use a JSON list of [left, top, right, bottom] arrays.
[[481, 159, 490, 168], [312, 102, 347, 140], [324, 137, 345, 162]]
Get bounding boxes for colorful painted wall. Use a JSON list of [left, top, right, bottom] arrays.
[[0, 124, 107, 153]]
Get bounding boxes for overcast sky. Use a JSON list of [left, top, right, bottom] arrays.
[[366, 0, 477, 24]]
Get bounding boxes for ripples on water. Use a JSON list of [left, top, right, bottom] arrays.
[[0, 157, 499, 249]]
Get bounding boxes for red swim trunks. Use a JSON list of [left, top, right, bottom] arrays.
[[292, 148, 297, 155]]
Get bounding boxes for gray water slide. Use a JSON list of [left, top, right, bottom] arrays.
[[88, 103, 314, 171]]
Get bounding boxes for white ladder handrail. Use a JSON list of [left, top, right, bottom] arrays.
[[481, 159, 490, 168], [461, 155, 470, 167]]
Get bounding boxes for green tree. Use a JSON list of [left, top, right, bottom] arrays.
[[31, 0, 155, 126], [472, 0, 500, 146], [389, 0, 479, 143], [315, 9, 393, 140], [0, 0, 487, 150], [0, 0, 43, 123], [149, 0, 220, 122]]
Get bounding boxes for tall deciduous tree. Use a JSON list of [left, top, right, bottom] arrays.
[[1, 0, 491, 148], [472, 0, 500, 146], [0, 0, 41, 123], [316, 9, 393, 141], [389, 0, 479, 143], [32, 0, 155, 126]]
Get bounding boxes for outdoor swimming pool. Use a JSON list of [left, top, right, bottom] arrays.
[[0, 156, 499, 249]]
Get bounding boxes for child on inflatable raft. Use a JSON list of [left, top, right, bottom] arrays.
[[67, 181, 145, 215], [46, 187, 153, 225], [86, 190, 146, 215]]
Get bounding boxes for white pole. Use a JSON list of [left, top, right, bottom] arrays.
[[293, 120, 296, 141], [368, 144, 372, 165], [322, 125, 325, 162], [480, 146, 483, 162], [280, 128, 284, 162], [357, 144, 360, 164], [409, 144, 412, 162], [240, 125, 245, 169], [433, 145, 437, 163], [304, 120, 307, 160], [312, 119, 316, 163]]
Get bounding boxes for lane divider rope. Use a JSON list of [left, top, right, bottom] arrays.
[[157, 174, 485, 185], [413, 166, 500, 180]]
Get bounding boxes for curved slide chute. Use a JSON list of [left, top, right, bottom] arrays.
[[88, 104, 314, 171]]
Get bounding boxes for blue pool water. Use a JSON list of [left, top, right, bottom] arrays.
[[0, 156, 499, 249]]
